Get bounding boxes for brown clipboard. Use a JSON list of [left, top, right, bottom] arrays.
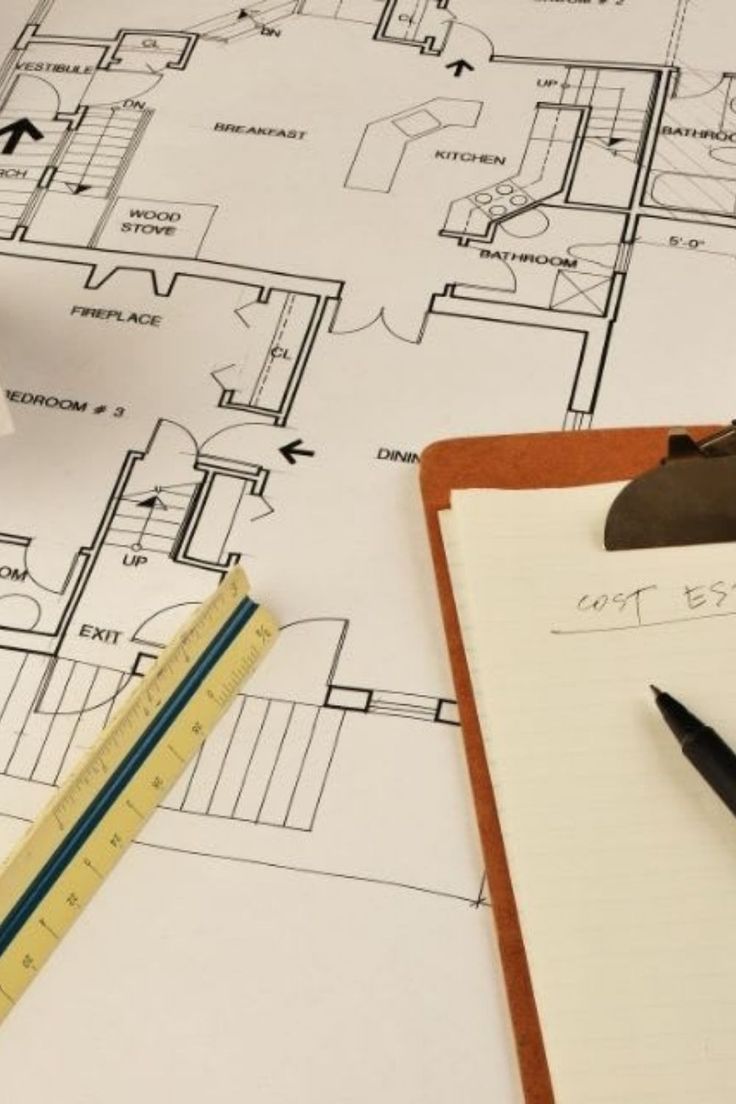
[[419, 425, 714, 1104]]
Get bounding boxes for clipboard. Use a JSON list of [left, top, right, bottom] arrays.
[[419, 424, 721, 1104]]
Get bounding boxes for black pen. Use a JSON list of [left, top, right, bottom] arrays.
[[650, 686, 736, 818]]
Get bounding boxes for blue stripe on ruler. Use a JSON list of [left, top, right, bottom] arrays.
[[0, 595, 258, 959]]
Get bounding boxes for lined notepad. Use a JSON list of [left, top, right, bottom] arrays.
[[442, 483, 736, 1104]]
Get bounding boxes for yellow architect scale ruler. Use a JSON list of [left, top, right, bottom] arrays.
[[0, 565, 277, 1022]]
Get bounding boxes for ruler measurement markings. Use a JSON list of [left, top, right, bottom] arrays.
[[0, 692, 243, 1000], [0, 586, 259, 908], [0, 597, 259, 959], [2, 733, 204, 1002], [0, 569, 276, 1015]]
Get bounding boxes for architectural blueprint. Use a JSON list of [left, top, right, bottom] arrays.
[[0, 0, 736, 1099]]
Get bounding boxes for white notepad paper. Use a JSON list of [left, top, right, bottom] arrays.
[[442, 482, 736, 1104]]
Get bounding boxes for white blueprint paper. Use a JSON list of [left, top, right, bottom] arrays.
[[0, 0, 736, 1099]]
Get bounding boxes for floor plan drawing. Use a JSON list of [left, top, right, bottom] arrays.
[[2, 1, 736, 1101], [345, 97, 482, 192]]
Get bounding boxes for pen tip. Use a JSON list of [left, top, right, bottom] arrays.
[[650, 684, 662, 697]]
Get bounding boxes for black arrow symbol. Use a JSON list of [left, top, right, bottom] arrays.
[[279, 439, 315, 466], [66, 182, 92, 195], [131, 494, 167, 548], [238, 7, 250, 17], [137, 494, 167, 510], [445, 58, 474, 78], [0, 118, 44, 156]]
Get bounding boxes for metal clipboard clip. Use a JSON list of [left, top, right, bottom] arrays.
[[605, 423, 736, 551]]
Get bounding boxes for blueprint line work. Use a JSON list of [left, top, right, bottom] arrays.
[[0, 1, 736, 1101]]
